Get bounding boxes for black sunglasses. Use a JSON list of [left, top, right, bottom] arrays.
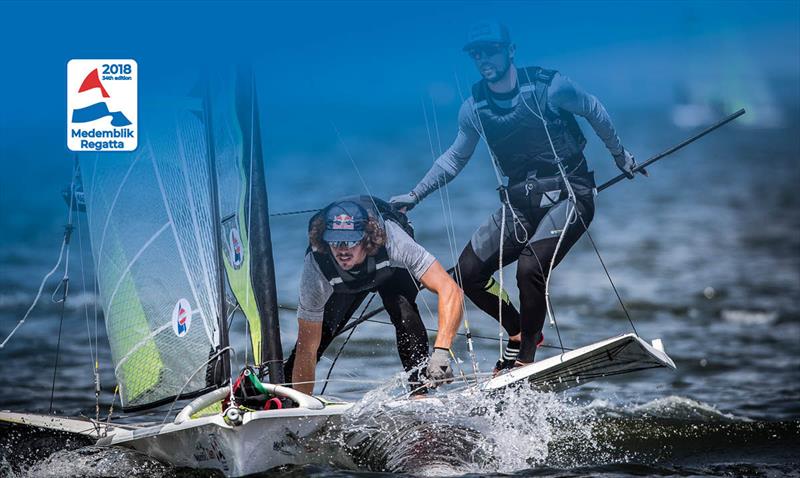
[[327, 239, 363, 249], [467, 44, 506, 60]]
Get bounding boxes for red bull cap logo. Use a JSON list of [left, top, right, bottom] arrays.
[[331, 214, 355, 230]]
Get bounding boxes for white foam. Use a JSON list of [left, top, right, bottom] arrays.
[[330, 379, 612, 474]]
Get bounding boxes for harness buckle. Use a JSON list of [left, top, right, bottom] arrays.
[[497, 185, 509, 205]]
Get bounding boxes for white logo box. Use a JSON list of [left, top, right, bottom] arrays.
[[67, 59, 137, 152]]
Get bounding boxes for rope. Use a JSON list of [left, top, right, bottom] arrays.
[[362, 316, 570, 350], [574, 213, 639, 335], [518, 71, 575, 338], [0, 230, 71, 349], [48, 163, 79, 413], [331, 122, 439, 324], [518, 68, 638, 336], [453, 71, 530, 366], [498, 198, 507, 360], [161, 346, 234, 424], [422, 95, 477, 382], [320, 293, 376, 394]]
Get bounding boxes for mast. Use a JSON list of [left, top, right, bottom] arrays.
[[237, 68, 284, 383], [203, 81, 232, 386]]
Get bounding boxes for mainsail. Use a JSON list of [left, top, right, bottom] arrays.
[[83, 68, 284, 411], [84, 96, 227, 410]]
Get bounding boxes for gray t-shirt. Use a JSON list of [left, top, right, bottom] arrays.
[[297, 221, 436, 322], [411, 71, 625, 201]]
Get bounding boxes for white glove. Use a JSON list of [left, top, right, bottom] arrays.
[[426, 348, 453, 386], [389, 191, 419, 212], [613, 149, 648, 179]]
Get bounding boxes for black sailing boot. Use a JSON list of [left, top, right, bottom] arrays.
[[493, 339, 520, 376]]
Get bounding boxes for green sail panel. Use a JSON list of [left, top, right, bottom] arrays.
[[84, 98, 225, 410], [103, 232, 162, 403], [211, 69, 283, 379]]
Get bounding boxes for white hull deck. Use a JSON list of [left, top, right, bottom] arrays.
[[1, 402, 353, 477], [99, 402, 353, 477], [482, 333, 676, 392], [1, 334, 675, 476]]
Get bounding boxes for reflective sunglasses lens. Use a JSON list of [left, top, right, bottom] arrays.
[[330, 240, 360, 249], [468, 44, 503, 60]]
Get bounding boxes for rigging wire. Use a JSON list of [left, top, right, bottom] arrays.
[[453, 72, 531, 364], [320, 293, 377, 394], [573, 214, 638, 335], [73, 176, 103, 427], [89, 155, 101, 395], [0, 224, 72, 349], [277, 302, 568, 350], [105, 385, 119, 433], [329, 124, 439, 322], [421, 96, 477, 382], [269, 208, 320, 217], [518, 68, 638, 337], [48, 162, 79, 413], [362, 316, 570, 350], [161, 345, 234, 424], [331, 121, 472, 387], [244, 76, 259, 376]]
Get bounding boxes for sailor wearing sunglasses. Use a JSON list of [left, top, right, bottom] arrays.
[[285, 196, 463, 395], [391, 22, 645, 374]]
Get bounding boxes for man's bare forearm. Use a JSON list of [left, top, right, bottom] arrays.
[[420, 261, 464, 350], [292, 319, 322, 395], [433, 282, 464, 349], [292, 352, 316, 395]]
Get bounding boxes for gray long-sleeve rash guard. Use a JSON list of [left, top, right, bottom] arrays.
[[411, 71, 625, 201]]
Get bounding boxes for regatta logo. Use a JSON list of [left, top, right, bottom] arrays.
[[229, 228, 243, 269], [172, 298, 192, 337], [67, 59, 137, 152], [331, 214, 355, 230]]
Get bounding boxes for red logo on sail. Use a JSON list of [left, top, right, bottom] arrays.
[[172, 298, 192, 337], [229, 228, 243, 269]]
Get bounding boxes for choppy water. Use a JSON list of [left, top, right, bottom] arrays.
[[1, 99, 799, 477]]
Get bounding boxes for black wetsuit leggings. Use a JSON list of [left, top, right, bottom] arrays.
[[284, 268, 430, 386], [457, 192, 595, 363]]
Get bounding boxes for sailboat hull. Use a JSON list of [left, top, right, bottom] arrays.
[[97, 403, 353, 477], [482, 333, 676, 392]]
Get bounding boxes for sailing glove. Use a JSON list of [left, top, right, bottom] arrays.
[[389, 191, 419, 212], [426, 347, 454, 386], [613, 149, 648, 179]]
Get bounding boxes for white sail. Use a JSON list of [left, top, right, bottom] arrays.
[[83, 98, 225, 410]]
